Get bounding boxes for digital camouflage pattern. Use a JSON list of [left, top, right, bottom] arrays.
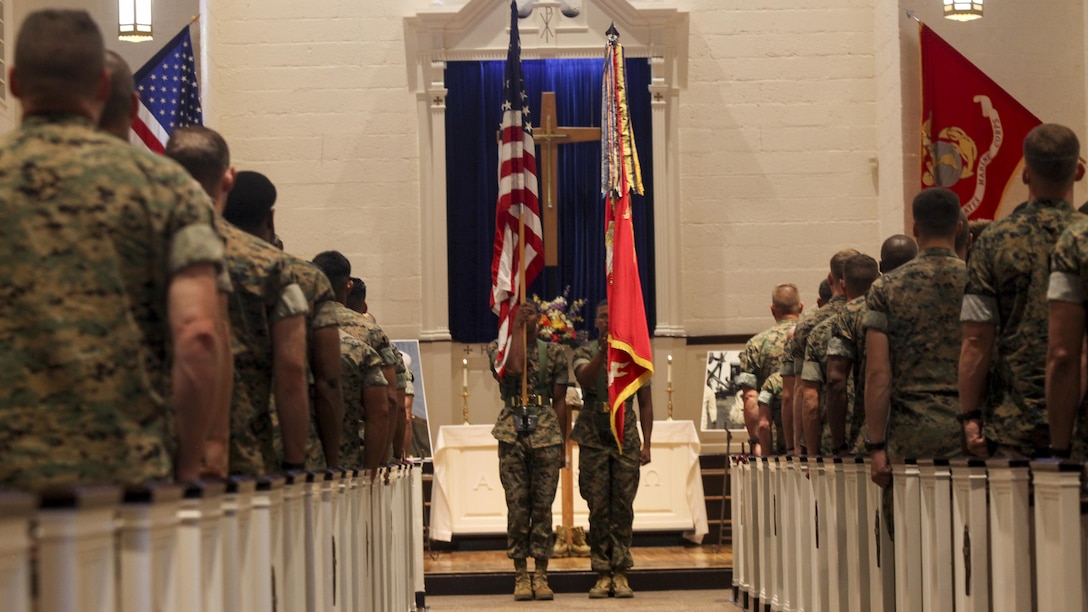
[[274, 255, 336, 469], [391, 345, 408, 390], [0, 115, 226, 490], [963, 199, 1083, 455], [579, 444, 640, 571], [864, 248, 965, 459], [487, 339, 569, 448], [499, 439, 562, 559], [333, 329, 387, 468], [221, 222, 308, 476], [331, 302, 398, 370], [758, 372, 786, 453], [738, 318, 795, 393], [571, 343, 644, 571], [1046, 217, 1088, 460], [488, 337, 567, 560], [571, 344, 643, 454], [780, 295, 846, 378], [826, 296, 870, 453]]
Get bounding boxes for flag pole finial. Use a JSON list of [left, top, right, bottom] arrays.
[[606, 22, 619, 43], [905, 9, 921, 23]]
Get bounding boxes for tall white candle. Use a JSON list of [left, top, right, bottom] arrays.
[[462, 358, 468, 389], [667, 354, 673, 385]]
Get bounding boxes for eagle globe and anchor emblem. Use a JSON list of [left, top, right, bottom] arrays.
[[921, 95, 1004, 217]]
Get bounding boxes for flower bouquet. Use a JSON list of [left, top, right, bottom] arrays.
[[532, 288, 587, 347]]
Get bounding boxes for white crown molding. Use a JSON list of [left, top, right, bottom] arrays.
[[404, 0, 688, 340]]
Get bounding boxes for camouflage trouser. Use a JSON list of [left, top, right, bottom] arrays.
[[578, 444, 640, 572], [498, 438, 562, 560]]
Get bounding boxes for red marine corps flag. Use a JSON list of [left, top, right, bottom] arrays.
[[491, 1, 544, 378], [920, 22, 1041, 220], [602, 25, 653, 449]]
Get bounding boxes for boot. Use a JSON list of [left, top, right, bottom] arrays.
[[612, 570, 634, 598], [552, 525, 569, 558], [513, 559, 533, 601], [570, 526, 591, 557], [533, 558, 554, 600], [588, 572, 612, 598]]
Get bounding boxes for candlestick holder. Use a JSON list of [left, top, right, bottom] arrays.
[[462, 389, 470, 425], [666, 381, 674, 421]]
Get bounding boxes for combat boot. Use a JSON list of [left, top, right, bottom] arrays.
[[513, 558, 533, 601], [533, 558, 554, 600], [588, 572, 612, 598], [613, 570, 634, 598], [552, 525, 569, 558], [570, 526, 591, 557]]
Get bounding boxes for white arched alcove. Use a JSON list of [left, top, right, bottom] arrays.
[[404, 0, 688, 340]]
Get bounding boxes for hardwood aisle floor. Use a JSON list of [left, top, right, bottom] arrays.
[[424, 545, 732, 574], [424, 589, 736, 610]]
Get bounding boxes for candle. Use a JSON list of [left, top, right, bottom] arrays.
[[462, 358, 468, 389], [667, 354, 673, 385]]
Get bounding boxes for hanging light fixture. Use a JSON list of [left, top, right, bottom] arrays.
[[943, 0, 983, 21], [118, 0, 153, 42]]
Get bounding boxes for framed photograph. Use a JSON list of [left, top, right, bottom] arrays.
[[701, 350, 744, 431], [393, 339, 433, 458]]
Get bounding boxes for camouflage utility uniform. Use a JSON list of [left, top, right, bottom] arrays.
[[487, 339, 569, 560], [781, 295, 846, 449], [221, 223, 308, 476], [963, 199, 1084, 456], [571, 344, 647, 573], [826, 296, 871, 453], [738, 318, 793, 453], [0, 115, 226, 489], [864, 247, 965, 459], [1046, 217, 1088, 460], [337, 330, 387, 467]]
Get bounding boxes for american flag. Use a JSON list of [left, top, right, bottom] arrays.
[[130, 25, 202, 153], [490, 1, 543, 378]]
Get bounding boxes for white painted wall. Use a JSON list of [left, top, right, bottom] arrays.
[[7, 0, 1088, 435]]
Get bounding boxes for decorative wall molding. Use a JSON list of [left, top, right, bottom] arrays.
[[404, 0, 688, 339]]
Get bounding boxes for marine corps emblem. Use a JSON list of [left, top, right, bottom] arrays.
[[922, 118, 978, 188]]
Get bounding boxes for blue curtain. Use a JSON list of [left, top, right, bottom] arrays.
[[446, 58, 655, 343]]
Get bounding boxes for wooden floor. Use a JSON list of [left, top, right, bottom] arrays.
[[424, 544, 732, 574]]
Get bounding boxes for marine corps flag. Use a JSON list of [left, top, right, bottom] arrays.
[[920, 23, 1041, 220], [602, 25, 653, 450]]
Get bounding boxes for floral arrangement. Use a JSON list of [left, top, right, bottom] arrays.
[[532, 288, 587, 345]]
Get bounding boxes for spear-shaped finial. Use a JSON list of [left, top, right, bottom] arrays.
[[606, 22, 620, 43]]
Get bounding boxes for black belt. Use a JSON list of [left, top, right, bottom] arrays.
[[505, 395, 544, 410]]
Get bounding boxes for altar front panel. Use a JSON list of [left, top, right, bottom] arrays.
[[429, 421, 707, 543]]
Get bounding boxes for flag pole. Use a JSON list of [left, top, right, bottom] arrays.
[[518, 209, 529, 406]]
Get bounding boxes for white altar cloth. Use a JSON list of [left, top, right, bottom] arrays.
[[429, 420, 708, 543]]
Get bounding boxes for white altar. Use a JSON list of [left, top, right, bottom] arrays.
[[429, 420, 708, 544]]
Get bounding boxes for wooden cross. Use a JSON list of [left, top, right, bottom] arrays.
[[532, 92, 601, 266]]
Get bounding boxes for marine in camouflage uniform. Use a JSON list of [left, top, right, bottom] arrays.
[[782, 294, 847, 451], [0, 11, 229, 489], [220, 223, 309, 476], [801, 318, 847, 454], [962, 196, 1084, 458], [1047, 216, 1088, 460], [739, 316, 795, 454], [571, 342, 651, 585], [337, 330, 388, 468], [281, 255, 343, 471], [825, 296, 870, 454], [864, 246, 965, 460], [487, 303, 568, 600]]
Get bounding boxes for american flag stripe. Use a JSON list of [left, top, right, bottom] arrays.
[[490, 1, 544, 378]]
